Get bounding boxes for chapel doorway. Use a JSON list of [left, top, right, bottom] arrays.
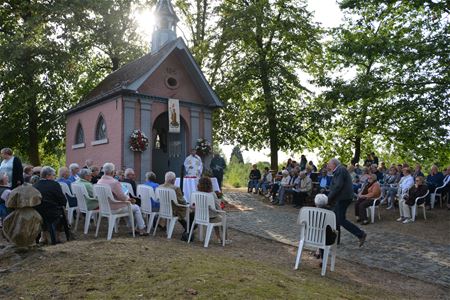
[[152, 112, 187, 183]]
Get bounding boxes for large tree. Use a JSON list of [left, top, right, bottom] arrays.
[[309, 0, 450, 165], [0, 0, 150, 165], [212, 0, 320, 170]]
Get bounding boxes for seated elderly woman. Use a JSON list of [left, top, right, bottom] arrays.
[[97, 163, 147, 236], [33, 166, 69, 244], [197, 177, 230, 244], [77, 168, 99, 210], [382, 166, 401, 209], [144, 171, 160, 211], [398, 176, 428, 224], [354, 174, 381, 225]]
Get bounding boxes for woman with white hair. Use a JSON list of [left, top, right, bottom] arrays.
[[97, 163, 147, 236]]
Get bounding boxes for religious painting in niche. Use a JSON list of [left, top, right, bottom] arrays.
[[75, 123, 84, 144], [95, 115, 107, 140], [168, 98, 180, 133]]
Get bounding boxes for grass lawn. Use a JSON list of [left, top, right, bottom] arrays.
[[0, 235, 412, 300]]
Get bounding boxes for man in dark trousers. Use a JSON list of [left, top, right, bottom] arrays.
[[327, 158, 366, 247], [210, 153, 226, 189]]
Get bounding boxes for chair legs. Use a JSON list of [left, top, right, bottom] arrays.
[[204, 225, 214, 248], [74, 210, 80, 232], [321, 248, 330, 276], [330, 245, 336, 272], [167, 218, 177, 239], [188, 221, 196, 244], [294, 240, 304, 270], [107, 217, 116, 240]]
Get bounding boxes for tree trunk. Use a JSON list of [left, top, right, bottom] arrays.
[[255, 9, 278, 170], [21, 7, 40, 165], [27, 98, 41, 166], [352, 137, 361, 164], [111, 56, 120, 71]]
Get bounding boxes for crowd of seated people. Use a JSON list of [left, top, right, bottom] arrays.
[[245, 153, 450, 222], [0, 147, 232, 244]]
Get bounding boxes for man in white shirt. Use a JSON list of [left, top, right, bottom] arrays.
[[184, 148, 203, 178]]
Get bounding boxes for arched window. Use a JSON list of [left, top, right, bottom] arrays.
[[95, 115, 107, 141], [75, 123, 84, 145]]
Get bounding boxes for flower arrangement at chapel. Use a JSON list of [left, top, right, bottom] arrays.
[[129, 129, 149, 152], [195, 138, 211, 157]]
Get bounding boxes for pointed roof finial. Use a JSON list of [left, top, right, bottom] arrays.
[[154, 0, 179, 23], [151, 0, 179, 53]]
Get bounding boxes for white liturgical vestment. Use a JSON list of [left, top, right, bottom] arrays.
[[184, 154, 203, 177]]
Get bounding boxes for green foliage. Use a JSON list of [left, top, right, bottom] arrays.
[[308, 0, 450, 165], [223, 157, 248, 188], [0, 0, 149, 165], [223, 157, 269, 188], [212, 0, 321, 169]]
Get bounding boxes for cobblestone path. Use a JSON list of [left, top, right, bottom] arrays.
[[224, 192, 450, 288]]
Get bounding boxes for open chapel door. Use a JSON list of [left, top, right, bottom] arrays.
[[152, 112, 187, 183]]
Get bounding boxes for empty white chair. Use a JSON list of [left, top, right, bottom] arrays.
[[295, 207, 337, 276], [94, 184, 135, 240], [72, 183, 99, 234], [153, 187, 188, 239], [137, 184, 159, 234], [366, 196, 382, 223], [411, 190, 430, 222], [121, 182, 136, 198], [59, 182, 78, 226], [188, 192, 227, 248], [430, 183, 447, 209]]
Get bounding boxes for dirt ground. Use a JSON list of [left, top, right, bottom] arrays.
[[1, 218, 449, 299]]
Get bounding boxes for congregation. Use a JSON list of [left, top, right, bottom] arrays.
[[247, 154, 450, 226], [0, 147, 227, 246]]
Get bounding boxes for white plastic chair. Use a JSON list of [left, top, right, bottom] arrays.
[[411, 190, 430, 222], [430, 182, 447, 209], [153, 187, 188, 239], [93, 184, 135, 240], [121, 182, 136, 198], [59, 182, 78, 226], [295, 207, 337, 276], [137, 184, 159, 234], [366, 196, 382, 223], [71, 183, 99, 234], [188, 192, 227, 248]]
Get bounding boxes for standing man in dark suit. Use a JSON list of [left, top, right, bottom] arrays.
[[328, 158, 366, 247], [0, 148, 24, 189]]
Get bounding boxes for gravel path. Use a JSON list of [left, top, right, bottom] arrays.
[[224, 192, 450, 288]]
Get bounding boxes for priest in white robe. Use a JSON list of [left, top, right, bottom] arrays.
[[184, 148, 203, 178]]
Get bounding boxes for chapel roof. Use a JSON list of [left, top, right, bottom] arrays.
[[67, 38, 222, 114]]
